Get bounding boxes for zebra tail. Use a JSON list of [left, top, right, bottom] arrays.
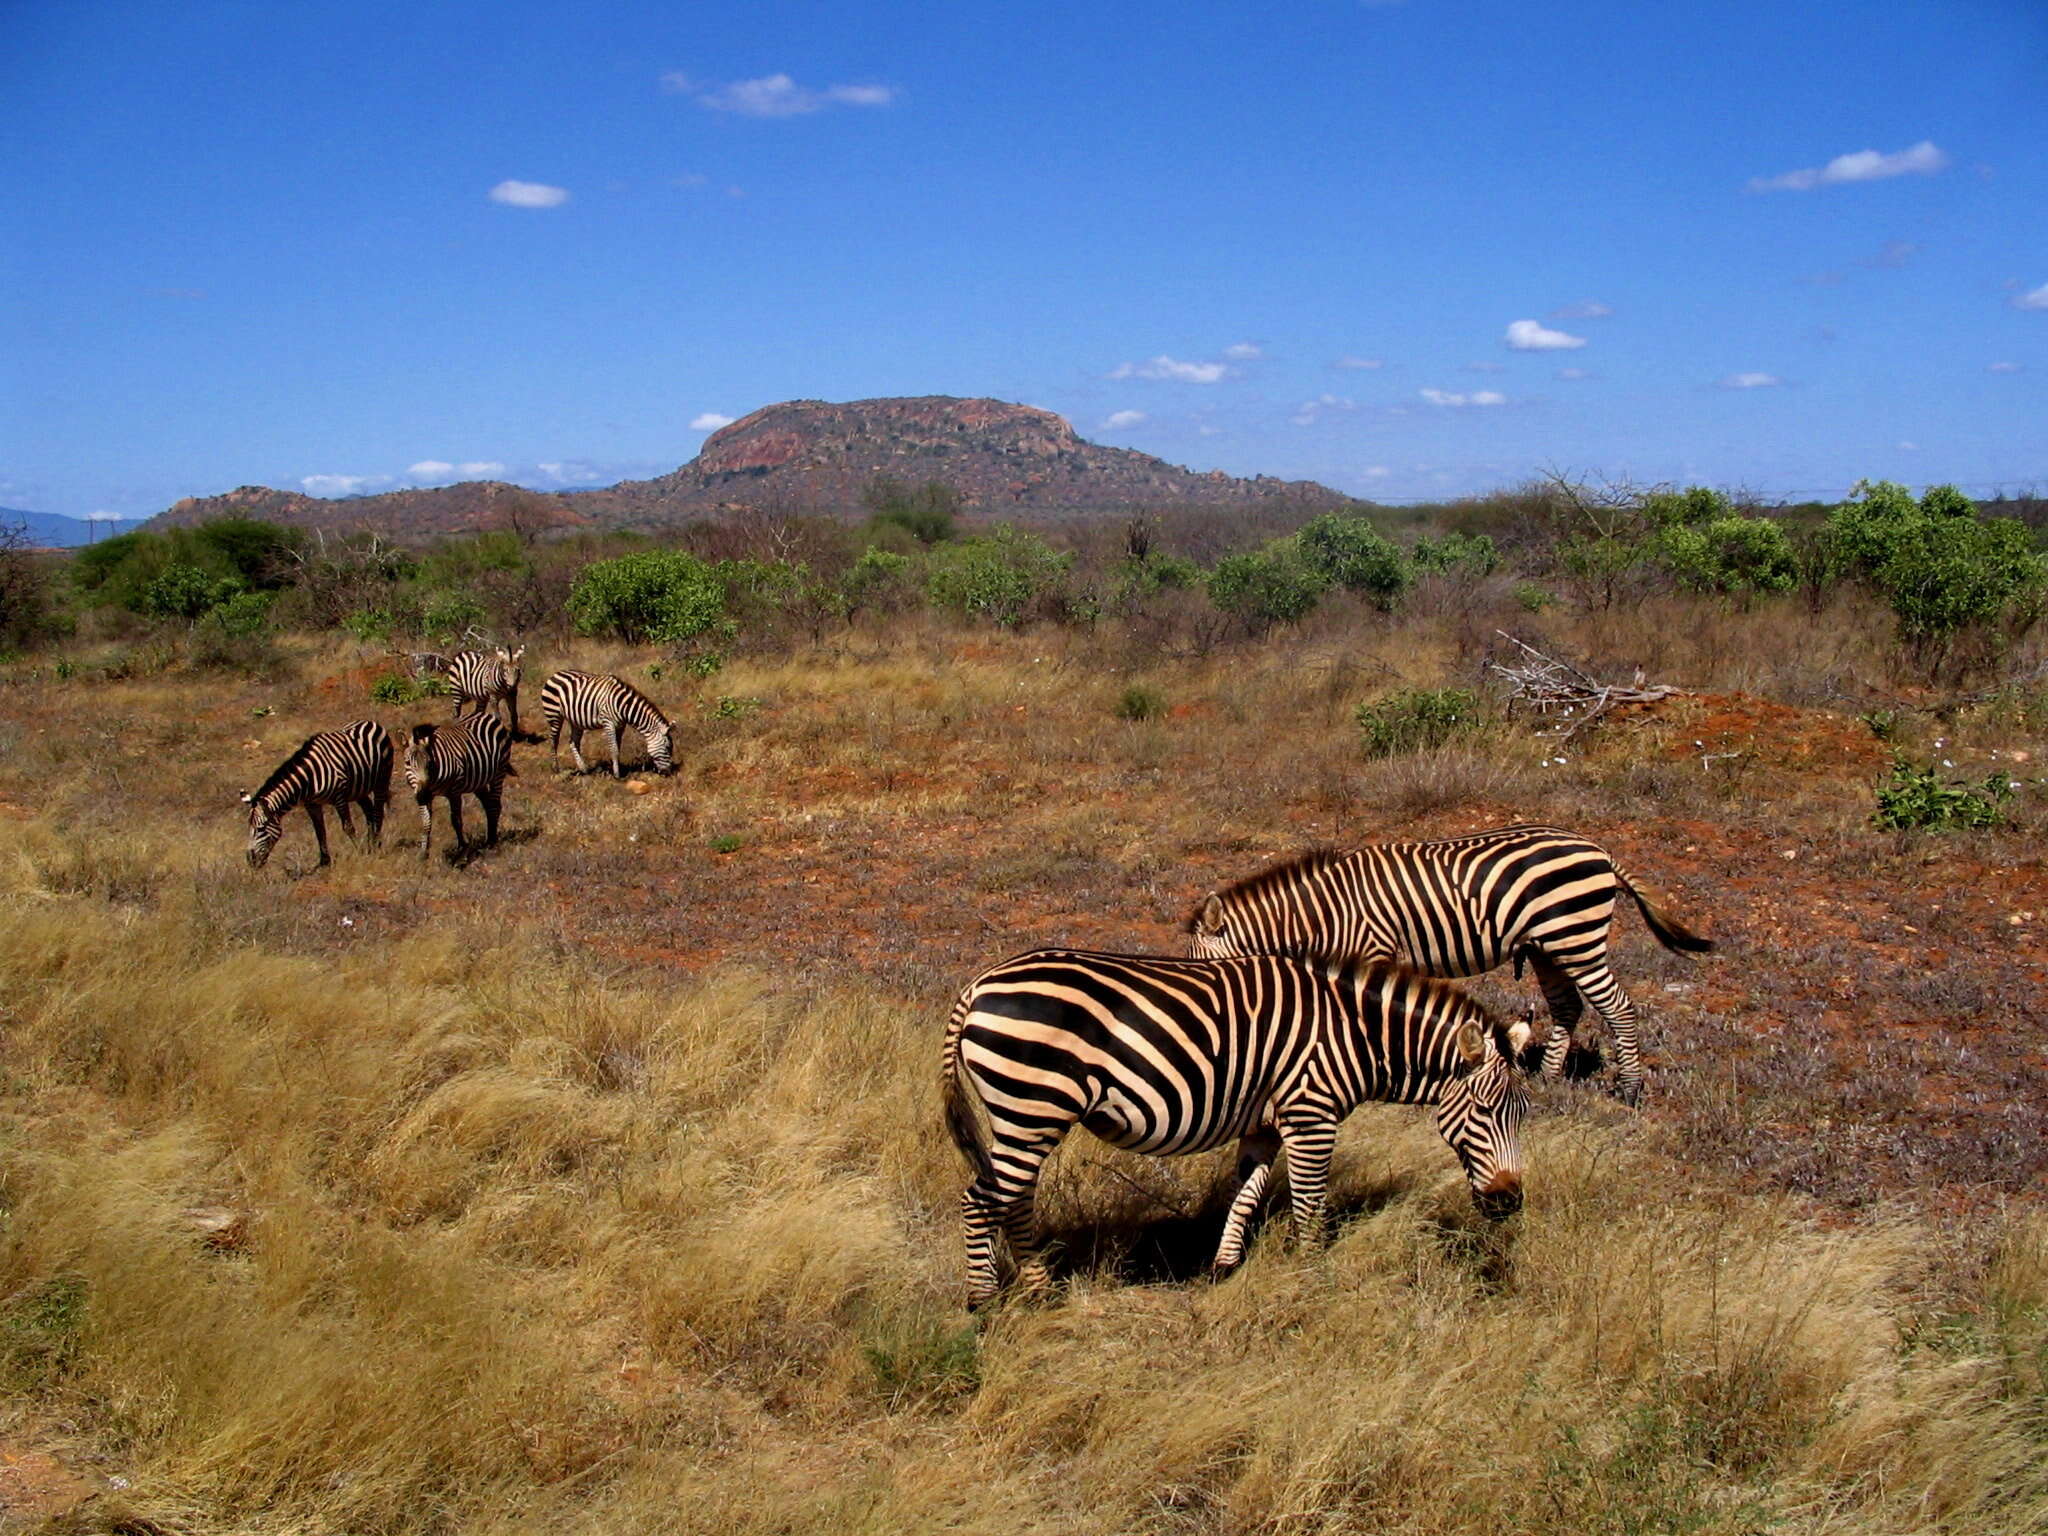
[[1618, 869, 1715, 954], [941, 1001, 995, 1183]]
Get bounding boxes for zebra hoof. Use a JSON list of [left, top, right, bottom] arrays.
[[1615, 1075, 1644, 1108]]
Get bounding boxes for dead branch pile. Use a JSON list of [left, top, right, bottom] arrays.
[[1485, 631, 1685, 740]]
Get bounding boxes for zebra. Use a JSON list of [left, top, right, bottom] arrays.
[[242, 720, 394, 869], [403, 713, 514, 861], [445, 645, 525, 736], [539, 670, 675, 777], [1186, 824, 1713, 1104], [942, 948, 1537, 1308]]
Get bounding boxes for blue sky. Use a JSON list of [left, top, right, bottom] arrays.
[[5, 0, 2045, 519]]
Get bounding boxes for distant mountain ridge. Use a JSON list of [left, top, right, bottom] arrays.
[[147, 396, 1354, 538], [4, 507, 145, 548]]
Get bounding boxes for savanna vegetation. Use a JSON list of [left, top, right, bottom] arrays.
[[2, 475, 2047, 1533]]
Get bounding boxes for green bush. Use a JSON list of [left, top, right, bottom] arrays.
[[206, 588, 275, 638], [1208, 539, 1330, 633], [1297, 515, 1412, 609], [863, 477, 961, 545], [1411, 531, 1501, 579], [567, 550, 731, 645], [1872, 756, 2014, 831], [1357, 687, 1484, 758], [924, 526, 1071, 626], [141, 563, 244, 621], [342, 608, 396, 645], [418, 590, 488, 643], [1511, 582, 1557, 613], [1826, 481, 2046, 675], [1113, 683, 1165, 721], [371, 673, 445, 706], [1656, 516, 1797, 599]]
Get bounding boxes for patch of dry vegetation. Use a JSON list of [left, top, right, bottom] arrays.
[[1, 599, 2047, 1532]]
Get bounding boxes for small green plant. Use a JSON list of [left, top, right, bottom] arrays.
[[371, 673, 445, 706], [1113, 683, 1166, 721], [1860, 709, 1900, 742], [1357, 687, 1484, 758], [342, 607, 396, 644], [1872, 756, 2013, 831], [683, 651, 725, 679], [708, 833, 745, 854], [54, 658, 76, 680], [0, 1274, 88, 1390], [709, 695, 763, 720], [861, 1314, 980, 1406], [1510, 582, 1556, 613]]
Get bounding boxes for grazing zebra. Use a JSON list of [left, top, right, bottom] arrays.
[[942, 948, 1536, 1307], [445, 646, 525, 736], [539, 669, 675, 777], [1187, 824, 1712, 1104], [242, 720, 393, 869], [403, 713, 514, 861]]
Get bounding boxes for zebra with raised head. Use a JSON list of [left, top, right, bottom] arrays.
[[445, 645, 525, 736], [1187, 824, 1712, 1104], [242, 720, 393, 869], [539, 669, 674, 777], [403, 713, 514, 861], [942, 948, 1536, 1308]]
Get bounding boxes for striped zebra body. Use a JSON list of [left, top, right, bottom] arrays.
[[1188, 824, 1712, 1103], [539, 670, 674, 777], [404, 713, 514, 861], [242, 720, 394, 869], [446, 646, 525, 735], [943, 949, 1534, 1306]]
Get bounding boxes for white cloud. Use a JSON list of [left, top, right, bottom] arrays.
[[84, 510, 127, 522], [1222, 341, 1264, 360], [1101, 409, 1146, 430], [302, 474, 390, 497], [690, 412, 735, 431], [458, 461, 505, 477], [1360, 465, 1391, 479], [1290, 393, 1355, 426], [408, 460, 455, 479], [1549, 300, 1612, 320], [1419, 388, 1506, 408], [1865, 240, 1919, 268], [1898, 441, 1920, 452], [1505, 318, 1586, 351], [1556, 367, 1591, 381], [1108, 355, 1231, 383], [1720, 372, 1782, 389], [1988, 361, 2024, 374], [2013, 283, 2048, 311], [536, 461, 610, 485], [489, 179, 570, 208], [1748, 140, 1949, 192], [1332, 355, 1384, 370], [677, 72, 895, 117]]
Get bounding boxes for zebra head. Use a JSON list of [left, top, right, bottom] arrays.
[[1436, 1005, 1539, 1220], [644, 719, 675, 774], [242, 791, 283, 868], [403, 723, 437, 790], [498, 645, 525, 686]]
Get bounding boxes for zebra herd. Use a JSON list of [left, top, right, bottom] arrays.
[[240, 646, 675, 867], [240, 650, 1713, 1308], [944, 824, 1713, 1306]]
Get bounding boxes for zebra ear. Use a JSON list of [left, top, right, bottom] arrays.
[[239, 791, 255, 805], [1454, 1019, 1486, 1067], [1197, 894, 1226, 934], [1498, 1007, 1540, 1062], [510, 645, 525, 662]]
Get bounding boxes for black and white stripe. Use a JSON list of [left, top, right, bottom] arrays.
[[445, 646, 525, 735], [1187, 824, 1712, 1103], [942, 949, 1535, 1307], [539, 670, 675, 777], [242, 720, 394, 869], [403, 713, 514, 861]]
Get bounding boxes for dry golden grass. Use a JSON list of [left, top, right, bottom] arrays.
[[1, 607, 2045, 1533]]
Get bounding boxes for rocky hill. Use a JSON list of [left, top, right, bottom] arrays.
[[149, 397, 1352, 538]]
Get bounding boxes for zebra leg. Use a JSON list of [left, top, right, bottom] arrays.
[[608, 721, 623, 778], [964, 1130, 1065, 1305], [479, 790, 501, 848], [364, 796, 385, 847], [446, 793, 468, 855], [336, 801, 358, 841], [417, 798, 434, 861], [1559, 958, 1647, 1106], [307, 803, 332, 868], [505, 688, 520, 739], [567, 728, 590, 775], [1275, 1112, 1339, 1253], [1524, 949, 1585, 1077], [1213, 1126, 1282, 1274]]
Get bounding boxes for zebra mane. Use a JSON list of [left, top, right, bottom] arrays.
[[1186, 847, 1352, 929], [252, 734, 324, 803]]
